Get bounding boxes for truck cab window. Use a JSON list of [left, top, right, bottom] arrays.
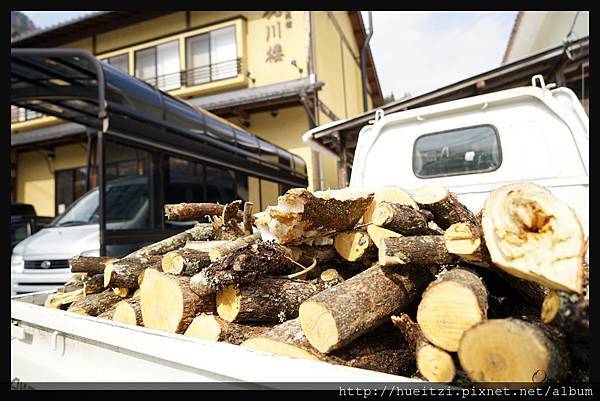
[[413, 125, 501, 178]]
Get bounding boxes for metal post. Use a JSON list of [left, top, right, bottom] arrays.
[[361, 12, 374, 112], [97, 130, 107, 256], [85, 130, 94, 191]]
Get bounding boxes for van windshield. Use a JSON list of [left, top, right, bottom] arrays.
[[52, 178, 149, 227]]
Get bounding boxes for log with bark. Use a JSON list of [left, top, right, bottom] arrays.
[[391, 314, 455, 383], [213, 200, 246, 240], [112, 298, 143, 326], [242, 318, 414, 376], [366, 224, 402, 249], [164, 203, 243, 221], [458, 318, 569, 384], [298, 263, 436, 353], [243, 202, 254, 235], [66, 289, 122, 316], [103, 255, 162, 289], [481, 182, 587, 294], [362, 186, 419, 224], [69, 256, 116, 275], [162, 249, 211, 276], [140, 269, 215, 333], [184, 313, 268, 345], [334, 230, 377, 263], [216, 277, 329, 323], [83, 274, 106, 296], [286, 244, 341, 266], [126, 223, 214, 259], [184, 240, 229, 252], [191, 241, 297, 297], [316, 269, 345, 289], [378, 235, 455, 266], [208, 233, 261, 262], [372, 202, 436, 236], [417, 267, 488, 352], [541, 289, 589, 341], [412, 185, 478, 229], [44, 288, 85, 309], [255, 187, 373, 244]]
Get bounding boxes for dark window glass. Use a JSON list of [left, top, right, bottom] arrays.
[[105, 54, 129, 74], [55, 169, 74, 215], [11, 221, 29, 248], [205, 165, 236, 204], [166, 157, 205, 204], [413, 125, 502, 178]]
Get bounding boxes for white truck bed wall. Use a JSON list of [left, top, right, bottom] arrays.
[[11, 291, 422, 387], [350, 85, 589, 236]]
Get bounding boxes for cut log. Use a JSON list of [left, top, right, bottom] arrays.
[[97, 304, 118, 320], [44, 288, 85, 309], [208, 232, 260, 262], [299, 263, 435, 353], [126, 223, 214, 259], [184, 240, 229, 252], [417, 268, 488, 352], [255, 187, 374, 244], [317, 269, 344, 289], [163, 249, 210, 276], [541, 290, 589, 341], [216, 277, 322, 323], [62, 273, 86, 293], [363, 186, 419, 224], [287, 245, 341, 265], [192, 241, 296, 296], [372, 202, 433, 236], [458, 318, 569, 384], [481, 182, 586, 293], [103, 255, 162, 289], [412, 185, 477, 229], [69, 256, 116, 275], [334, 230, 376, 263], [164, 203, 242, 221], [140, 270, 215, 333], [66, 289, 122, 316], [132, 288, 141, 299], [391, 314, 455, 383], [366, 225, 402, 249], [379, 235, 454, 266], [216, 200, 245, 240], [82, 273, 105, 296], [184, 313, 268, 345], [113, 298, 143, 326], [242, 318, 414, 376], [299, 236, 335, 246], [112, 287, 129, 297], [243, 202, 254, 235]]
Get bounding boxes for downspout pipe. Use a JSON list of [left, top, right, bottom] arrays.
[[361, 11, 374, 113]]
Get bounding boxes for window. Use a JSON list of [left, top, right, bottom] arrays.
[[185, 25, 238, 86], [104, 54, 129, 74], [413, 125, 501, 178], [55, 167, 94, 215], [135, 40, 181, 91], [11, 105, 42, 123], [205, 165, 237, 204]]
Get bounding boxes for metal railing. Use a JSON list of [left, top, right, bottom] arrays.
[[11, 106, 43, 123], [140, 58, 242, 91]]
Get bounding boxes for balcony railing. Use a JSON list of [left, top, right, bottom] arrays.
[[11, 106, 43, 123], [140, 58, 242, 91]]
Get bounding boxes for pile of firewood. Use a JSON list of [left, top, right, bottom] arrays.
[[44, 182, 589, 385]]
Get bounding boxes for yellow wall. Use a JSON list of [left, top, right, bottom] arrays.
[[16, 143, 88, 217]]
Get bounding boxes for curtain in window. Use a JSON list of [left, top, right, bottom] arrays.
[[186, 34, 210, 85], [211, 26, 237, 80], [156, 41, 181, 90]]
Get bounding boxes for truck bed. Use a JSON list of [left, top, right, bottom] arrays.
[[11, 291, 421, 388]]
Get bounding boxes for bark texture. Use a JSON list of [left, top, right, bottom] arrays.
[[69, 256, 116, 274], [164, 203, 242, 221], [379, 235, 454, 266], [67, 289, 122, 316], [184, 313, 268, 345], [413, 185, 477, 229], [372, 202, 434, 235]]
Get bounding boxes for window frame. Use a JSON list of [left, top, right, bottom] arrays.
[[103, 53, 130, 74], [134, 39, 182, 91], [412, 124, 503, 179]]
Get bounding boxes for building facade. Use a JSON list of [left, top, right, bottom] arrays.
[[11, 11, 383, 216]]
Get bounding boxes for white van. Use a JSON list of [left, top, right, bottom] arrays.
[[346, 76, 589, 236]]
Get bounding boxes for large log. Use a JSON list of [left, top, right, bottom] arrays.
[[334, 230, 377, 263], [255, 187, 373, 244], [216, 277, 326, 323], [44, 288, 85, 309], [184, 314, 268, 345], [162, 249, 211, 276], [66, 289, 122, 316], [164, 203, 243, 221], [362, 186, 419, 224], [69, 256, 116, 274], [481, 182, 586, 293], [191, 241, 296, 297], [242, 318, 414, 377], [541, 289, 589, 341], [412, 185, 477, 229], [298, 263, 435, 353], [112, 298, 143, 326], [372, 202, 434, 236], [391, 314, 455, 383], [417, 267, 488, 352], [378, 235, 454, 266], [366, 224, 402, 249], [126, 223, 214, 259], [140, 270, 215, 333], [103, 255, 162, 289], [458, 318, 569, 384], [82, 273, 106, 296]]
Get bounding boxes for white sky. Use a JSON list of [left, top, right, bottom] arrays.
[[21, 11, 517, 99]]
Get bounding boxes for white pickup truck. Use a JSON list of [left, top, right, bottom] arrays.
[[11, 77, 589, 386]]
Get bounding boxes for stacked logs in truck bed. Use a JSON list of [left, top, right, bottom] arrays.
[[47, 183, 589, 386]]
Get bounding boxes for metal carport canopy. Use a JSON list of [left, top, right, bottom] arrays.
[[10, 48, 308, 188]]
